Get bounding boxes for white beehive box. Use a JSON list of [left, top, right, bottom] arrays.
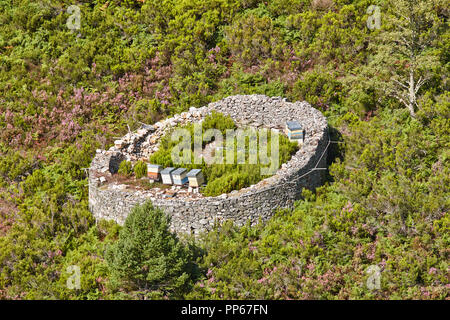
[[172, 168, 188, 186], [161, 167, 175, 185], [186, 169, 205, 188]]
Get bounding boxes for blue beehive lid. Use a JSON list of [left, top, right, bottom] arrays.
[[172, 168, 187, 176], [186, 169, 202, 177], [286, 121, 302, 131], [161, 167, 175, 175]]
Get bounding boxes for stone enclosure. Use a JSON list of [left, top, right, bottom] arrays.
[[88, 95, 329, 235]]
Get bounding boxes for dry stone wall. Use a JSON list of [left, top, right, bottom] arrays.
[[88, 95, 328, 235]]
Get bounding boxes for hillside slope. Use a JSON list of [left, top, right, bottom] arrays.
[[0, 0, 448, 299]]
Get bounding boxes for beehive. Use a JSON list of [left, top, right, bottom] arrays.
[[186, 169, 205, 188], [161, 167, 175, 185], [172, 168, 188, 186], [285, 121, 304, 141], [147, 164, 162, 181]]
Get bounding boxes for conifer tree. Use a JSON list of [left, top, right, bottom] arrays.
[[106, 201, 192, 299]]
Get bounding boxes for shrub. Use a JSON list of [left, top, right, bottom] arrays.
[[225, 13, 285, 67], [133, 161, 147, 179], [202, 169, 252, 196], [105, 201, 194, 299], [118, 160, 132, 176], [150, 113, 299, 196], [292, 68, 342, 110], [202, 111, 236, 136]]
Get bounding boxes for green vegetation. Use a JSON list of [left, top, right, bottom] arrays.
[[149, 111, 237, 168], [105, 201, 196, 299], [201, 111, 237, 137], [149, 111, 299, 196], [187, 107, 449, 299], [0, 0, 448, 300], [133, 160, 148, 179], [118, 160, 133, 176]]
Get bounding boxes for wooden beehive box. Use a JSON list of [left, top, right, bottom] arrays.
[[285, 121, 304, 141], [147, 164, 162, 181], [186, 169, 205, 188], [172, 168, 188, 186], [161, 167, 175, 185]]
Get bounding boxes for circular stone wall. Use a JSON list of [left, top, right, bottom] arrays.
[[88, 95, 328, 235]]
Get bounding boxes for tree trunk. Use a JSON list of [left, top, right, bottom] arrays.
[[407, 70, 417, 117]]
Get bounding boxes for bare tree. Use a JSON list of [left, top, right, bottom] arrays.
[[370, 0, 444, 117]]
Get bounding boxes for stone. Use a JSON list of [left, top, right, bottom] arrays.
[[100, 167, 109, 173], [88, 94, 328, 235], [137, 128, 147, 136], [150, 136, 158, 144], [114, 140, 124, 148], [141, 124, 155, 131]]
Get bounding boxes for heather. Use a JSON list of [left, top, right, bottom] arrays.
[[0, 0, 448, 299]]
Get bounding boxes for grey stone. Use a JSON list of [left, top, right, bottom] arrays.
[[88, 94, 328, 236]]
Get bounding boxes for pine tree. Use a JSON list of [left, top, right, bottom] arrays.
[[106, 201, 192, 299]]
